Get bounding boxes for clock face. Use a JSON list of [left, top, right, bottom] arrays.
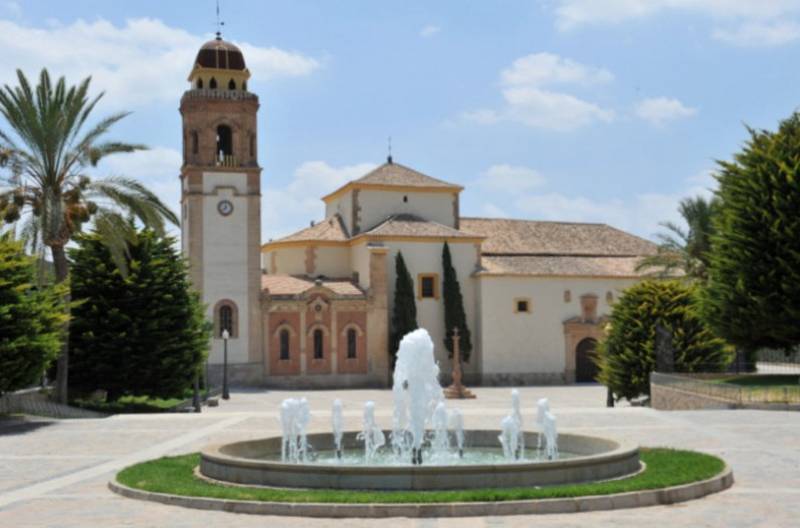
[[217, 200, 234, 216]]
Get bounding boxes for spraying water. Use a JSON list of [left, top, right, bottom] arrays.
[[391, 329, 444, 464], [356, 401, 385, 463], [332, 399, 344, 459], [280, 397, 311, 463], [430, 401, 450, 460], [542, 411, 559, 460], [511, 389, 524, 459], [536, 397, 549, 455], [498, 415, 519, 460], [450, 408, 464, 458]]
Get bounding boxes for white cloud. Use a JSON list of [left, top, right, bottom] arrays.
[[500, 52, 613, 88], [481, 203, 509, 218], [263, 161, 376, 240], [463, 53, 614, 131], [477, 164, 547, 192], [0, 17, 319, 111], [420, 25, 441, 38], [635, 97, 697, 125], [712, 20, 800, 47], [552, 0, 800, 47], [2, 1, 21, 18]]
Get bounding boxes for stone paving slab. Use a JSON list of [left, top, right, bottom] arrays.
[[0, 385, 798, 527]]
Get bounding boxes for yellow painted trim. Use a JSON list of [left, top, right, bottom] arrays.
[[188, 65, 252, 82], [513, 297, 532, 314], [417, 273, 440, 300], [322, 183, 462, 204], [261, 234, 484, 252]]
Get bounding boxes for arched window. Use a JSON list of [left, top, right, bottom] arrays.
[[219, 305, 233, 337], [313, 329, 324, 359], [347, 328, 357, 359], [228, 78, 236, 90], [279, 329, 290, 360], [216, 125, 233, 159], [191, 131, 199, 155], [209, 77, 218, 89], [196, 78, 204, 89]]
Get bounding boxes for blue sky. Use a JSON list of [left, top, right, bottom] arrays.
[[2, 0, 800, 241]]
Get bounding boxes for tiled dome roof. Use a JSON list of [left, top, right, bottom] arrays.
[[194, 38, 246, 70]]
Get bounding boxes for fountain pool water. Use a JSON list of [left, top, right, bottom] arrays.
[[200, 328, 641, 491]]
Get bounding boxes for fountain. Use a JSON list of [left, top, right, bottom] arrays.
[[200, 328, 641, 491]]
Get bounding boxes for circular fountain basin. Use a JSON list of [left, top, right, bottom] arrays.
[[200, 430, 640, 491]]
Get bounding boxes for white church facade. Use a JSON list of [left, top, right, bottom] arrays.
[[181, 37, 657, 388]]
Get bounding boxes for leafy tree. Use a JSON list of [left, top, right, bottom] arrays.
[[390, 251, 417, 367], [0, 230, 65, 394], [637, 196, 718, 280], [597, 280, 731, 402], [441, 242, 472, 361], [0, 69, 178, 403], [701, 113, 800, 362], [67, 228, 209, 400]]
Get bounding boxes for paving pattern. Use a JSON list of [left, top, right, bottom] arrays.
[[0, 385, 798, 527]]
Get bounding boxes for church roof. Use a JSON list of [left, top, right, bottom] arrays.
[[361, 214, 480, 239], [261, 275, 365, 297], [460, 217, 657, 257], [322, 161, 462, 202], [272, 214, 349, 244], [479, 255, 647, 278]]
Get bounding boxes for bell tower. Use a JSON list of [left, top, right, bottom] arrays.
[[180, 35, 263, 384]]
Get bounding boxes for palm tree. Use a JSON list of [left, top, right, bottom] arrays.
[[0, 69, 178, 403], [637, 196, 717, 280]]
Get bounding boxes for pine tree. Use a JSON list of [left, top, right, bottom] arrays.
[[0, 232, 65, 394], [701, 113, 800, 362], [597, 280, 731, 402], [390, 251, 417, 366], [68, 228, 210, 400], [441, 242, 472, 361]]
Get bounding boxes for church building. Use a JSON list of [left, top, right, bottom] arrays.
[[180, 36, 657, 388]]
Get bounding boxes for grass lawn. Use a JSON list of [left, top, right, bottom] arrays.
[[116, 448, 725, 504]]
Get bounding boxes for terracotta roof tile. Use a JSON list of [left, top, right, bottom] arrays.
[[261, 275, 365, 297], [461, 217, 657, 256], [353, 162, 462, 189], [480, 255, 648, 277], [270, 214, 349, 244], [362, 214, 480, 239]]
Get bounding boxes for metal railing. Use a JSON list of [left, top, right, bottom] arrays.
[[651, 371, 800, 405]]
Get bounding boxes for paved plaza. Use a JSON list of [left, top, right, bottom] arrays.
[[0, 385, 797, 527]]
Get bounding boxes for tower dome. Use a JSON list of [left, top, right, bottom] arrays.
[[187, 35, 251, 90], [195, 38, 247, 71]]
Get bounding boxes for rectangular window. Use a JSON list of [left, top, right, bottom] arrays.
[[515, 298, 531, 313], [418, 273, 439, 299], [279, 330, 290, 360], [313, 329, 324, 359], [347, 329, 357, 359]]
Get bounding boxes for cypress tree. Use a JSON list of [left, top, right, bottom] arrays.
[[701, 113, 800, 362], [597, 280, 731, 402], [390, 251, 417, 366], [68, 228, 210, 400], [0, 232, 65, 394], [441, 242, 472, 361]]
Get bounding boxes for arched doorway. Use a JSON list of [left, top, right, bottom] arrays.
[[575, 338, 599, 383]]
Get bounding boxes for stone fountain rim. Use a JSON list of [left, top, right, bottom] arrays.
[[200, 430, 639, 475]]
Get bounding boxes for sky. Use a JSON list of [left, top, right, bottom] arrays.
[[2, 0, 800, 242]]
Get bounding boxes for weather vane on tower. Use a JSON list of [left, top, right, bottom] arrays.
[[215, 0, 225, 40]]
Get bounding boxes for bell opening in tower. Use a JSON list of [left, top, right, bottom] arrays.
[[216, 124, 233, 164]]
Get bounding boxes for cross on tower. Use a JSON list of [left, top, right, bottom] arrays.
[[215, 0, 225, 40]]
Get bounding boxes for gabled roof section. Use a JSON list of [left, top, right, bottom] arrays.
[[322, 161, 462, 203], [361, 214, 481, 240], [261, 275, 365, 298], [479, 255, 648, 278], [460, 217, 657, 257], [263, 214, 349, 248]]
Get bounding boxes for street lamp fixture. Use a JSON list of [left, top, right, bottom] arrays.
[[222, 329, 230, 400]]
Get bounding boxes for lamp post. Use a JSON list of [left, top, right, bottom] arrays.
[[222, 329, 230, 400]]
